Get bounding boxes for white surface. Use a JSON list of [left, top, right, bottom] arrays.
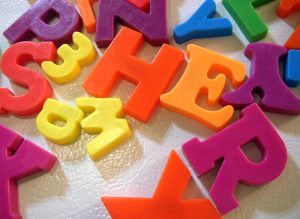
[[1, 0, 300, 218]]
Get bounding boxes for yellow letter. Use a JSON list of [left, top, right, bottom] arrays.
[[36, 98, 84, 144], [42, 32, 96, 84], [76, 98, 132, 160]]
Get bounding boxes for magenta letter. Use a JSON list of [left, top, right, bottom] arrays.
[[183, 103, 287, 214], [0, 125, 57, 219]]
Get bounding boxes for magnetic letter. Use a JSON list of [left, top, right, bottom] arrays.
[[0, 42, 56, 116], [102, 151, 222, 219], [76, 98, 131, 160], [0, 124, 57, 219], [160, 44, 246, 131], [222, 43, 300, 114], [77, 0, 149, 33], [284, 50, 300, 87], [183, 103, 287, 214], [222, 0, 274, 42], [42, 32, 96, 84], [84, 27, 184, 122], [36, 98, 84, 145], [173, 0, 232, 44], [277, 0, 300, 50], [95, 0, 168, 47], [77, 0, 98, 33], [3, 0, 81, 45]]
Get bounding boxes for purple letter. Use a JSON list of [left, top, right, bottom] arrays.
[[3, 0, 81, 45], [95, 0, 168, 47], [183, 103, 287, 214], [221, 42, 300, 114]]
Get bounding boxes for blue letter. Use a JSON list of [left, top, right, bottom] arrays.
[[173, 0, 232, 44], [285, 50, 300, 88]]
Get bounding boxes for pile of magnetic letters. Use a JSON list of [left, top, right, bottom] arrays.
[[0, 0, 299, 218]]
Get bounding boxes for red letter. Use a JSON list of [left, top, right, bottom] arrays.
[[0, 42, 56, 116]]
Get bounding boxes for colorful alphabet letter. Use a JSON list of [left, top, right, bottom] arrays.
[[160, 44, 245, 131], [76, 98, 131, 160], [36, 98, 84, 145], [173, 0, 232, 44], [183, 103, 287, 214], [77, 0, 98, 33], [222, 43, 300, 114], [3, 0, 81, 45], [84, 27, 184, 122], [77, 0, 149, 33], [222, 0, 274, 42], [284, 50, 300, 87], [95, 0, 168, 47], [0, 124, 57, 219], [277, 0, 300, 50], [102, 151, 222, 219], [0, 42, 56, 116], [277, 0, 300, 17], [42, 32, 96, 84]]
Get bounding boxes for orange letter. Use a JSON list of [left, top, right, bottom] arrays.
[[84, 27, 184, 122], [102, 151, 222, 219], [160, 44, 246, 131], [277, 0, 300, 50]]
